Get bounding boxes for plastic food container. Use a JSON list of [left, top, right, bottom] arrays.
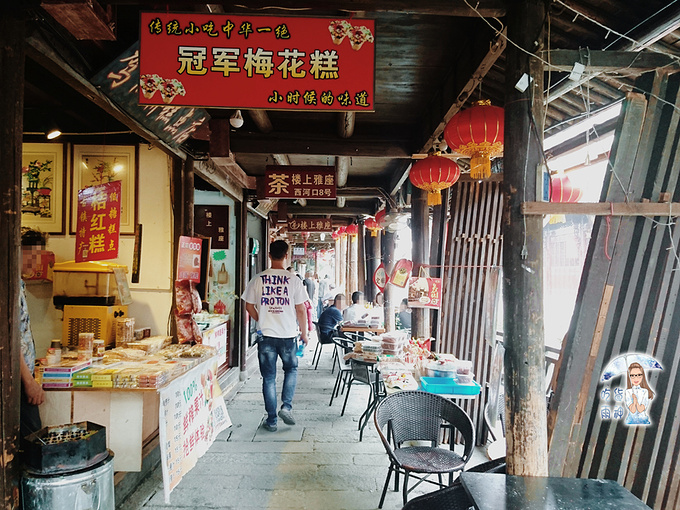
[[52, 261, 127, 305], [426, 361, 458, 378], [457, 372, 474, 384], [456, 360, 473, 375]]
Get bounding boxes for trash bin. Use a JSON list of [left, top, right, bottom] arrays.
[[21, 451, 115, 510]]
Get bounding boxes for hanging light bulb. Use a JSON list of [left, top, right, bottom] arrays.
[[229, 110, 244, 128]]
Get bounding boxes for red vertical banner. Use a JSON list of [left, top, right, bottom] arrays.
[[177, 236, 203, 282], [75, 181, 121, 262]]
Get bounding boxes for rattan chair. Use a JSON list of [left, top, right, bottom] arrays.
[[329, 337, 354, 406], [374, 391, 475, 508], [399, 457, 507, 510], [311, 322, 334, 370]]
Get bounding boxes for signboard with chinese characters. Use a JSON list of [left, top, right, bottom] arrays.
[[139, 13, 375, 111], [263, 166, 336, 199], [91, 42, 208, 149], [75, 181, 121, 262], [177, 236, 203, 282], [407, 276, 442, 309], [287, 217, 333, 232], [159, 357, 231, 502], [194, 205, 229, 249]]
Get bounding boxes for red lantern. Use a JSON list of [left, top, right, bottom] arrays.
[[346, 224, 358, 236], [409, 155, 461, 206], [444, 100, 504, 180], [365, 217, 382, 237], [331, 230, 340, 241], [375, 209, 387, 228], [550, 174, 582, 203]]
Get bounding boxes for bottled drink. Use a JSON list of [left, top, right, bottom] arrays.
[[296, 339, 305, 358]]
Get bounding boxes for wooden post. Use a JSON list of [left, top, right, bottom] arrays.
[[503, 0, 548, 477], [429, 187, 450, 347], [411, 187, 430, 338], [0, 5, 25, 507], [349, 232, 358, 294], [357, 221, 367, 295], [382, 230, 396, 331], [366, 231, 381, 302], [237, 198, 248, 371]]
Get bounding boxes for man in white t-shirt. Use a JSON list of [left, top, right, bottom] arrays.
[[343, 291, 366, 323], [242, 240, 309, 432]]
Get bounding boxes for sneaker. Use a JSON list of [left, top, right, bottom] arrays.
[[262, 422, 277, 432], [278, 408, 296, 425]]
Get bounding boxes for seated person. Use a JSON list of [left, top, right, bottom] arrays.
[[398, 298, 412, 330], [343, 291, 366, 323], [317, 293, 345, 344]]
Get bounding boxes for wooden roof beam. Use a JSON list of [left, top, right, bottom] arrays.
[[105, 0, 507, 16], [230, 134, 410, 158], [544, 50, 680, 73], [546, 11, 680, 104]]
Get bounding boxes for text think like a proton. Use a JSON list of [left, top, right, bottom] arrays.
[[260, 274, 291, 305]]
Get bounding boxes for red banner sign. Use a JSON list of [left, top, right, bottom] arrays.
[[139, 13, 375, 111], [408, 276, 443, 309], [263, 166, 336, 199], [287, 217, 333, 232], [177, 236, 203, 282], [75, 181, 121, 262]]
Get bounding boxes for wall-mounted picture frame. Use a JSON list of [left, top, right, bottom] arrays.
[[21, 142, 67, 234], [71, 145, 138, 235]]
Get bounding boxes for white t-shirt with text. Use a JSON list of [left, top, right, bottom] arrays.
[[242, 268, 308, 338]]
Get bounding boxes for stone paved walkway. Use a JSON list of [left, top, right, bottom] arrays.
[[124, 340, 486, 510]]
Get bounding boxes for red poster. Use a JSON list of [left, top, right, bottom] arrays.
[[75, 181, 121, 262], [407, 277, 443, 309], [373, 263, 388, 292], [139, 13, 375, 111], [177, 236, 203, 282], [263, 166, 336, 199]]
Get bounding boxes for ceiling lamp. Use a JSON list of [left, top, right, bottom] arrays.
[[444, 100, 504, 180], [45, 120, 61, 140], [409, 155, 461, 206], [364, 217, 382, 237]]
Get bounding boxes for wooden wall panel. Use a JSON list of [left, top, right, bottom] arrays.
[[548, 71, 680, 509], [440, 181, 503, 443]]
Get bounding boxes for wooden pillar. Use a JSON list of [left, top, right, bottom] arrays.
[[366, 231, 381, 302], [411, 187, 430, 338], [503, 0, 548, 477], [237, 198, 248, 371], [382, 230, 396, 331], [430, 187, 450, 347], [348, 232, 358, 294], [338, 235, 347, 291], [357, 221, 367, 295], [0, 5, 25, 507], [335, 238, 341, 288]]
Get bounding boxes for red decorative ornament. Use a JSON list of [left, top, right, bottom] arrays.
[[364, 217, 382, 237], [444, 99, 504, 180], [550, 174, 582, 203], [345, 224, 359, 236], [338, 225, 347, 237], [331, 230, 339, 241], [409, 155, 461, 206]]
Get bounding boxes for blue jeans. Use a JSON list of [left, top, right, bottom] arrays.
[[257, 336, 298, 426]]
